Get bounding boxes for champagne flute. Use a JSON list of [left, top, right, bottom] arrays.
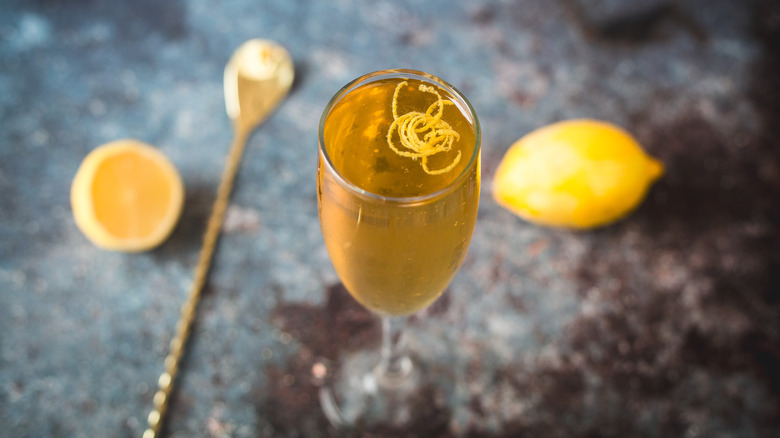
[[316, 69, 480, 432]]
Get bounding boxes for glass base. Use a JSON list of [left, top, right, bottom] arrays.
[[318, 347, 452, 435]]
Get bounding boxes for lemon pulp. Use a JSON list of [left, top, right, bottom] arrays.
[[71, 139, 184, 251]]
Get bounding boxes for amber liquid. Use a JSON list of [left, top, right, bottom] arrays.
[[318, 78, 480, 316]]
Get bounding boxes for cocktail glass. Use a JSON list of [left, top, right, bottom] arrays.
[[316, 69, 480, 433]]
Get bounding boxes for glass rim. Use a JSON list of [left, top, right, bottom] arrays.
[[318, 69, 481, 205]]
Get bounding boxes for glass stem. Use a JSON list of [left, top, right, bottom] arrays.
[[375, 316, 413, 387]]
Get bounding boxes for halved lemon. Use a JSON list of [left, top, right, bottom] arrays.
[[493, 119, 663, 229], [71, 139, 185, 252]]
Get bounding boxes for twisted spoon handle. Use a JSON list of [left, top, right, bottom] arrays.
[[143, 127, 250, 438]]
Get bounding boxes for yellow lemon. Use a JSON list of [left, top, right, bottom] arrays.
[[493, 119, 663, 229], [71, 139, 185, 251]]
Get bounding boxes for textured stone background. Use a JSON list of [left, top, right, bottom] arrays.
[[1, 0, 778, 437]]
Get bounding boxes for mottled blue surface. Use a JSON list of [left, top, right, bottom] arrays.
[[1, 0, 779, 437]]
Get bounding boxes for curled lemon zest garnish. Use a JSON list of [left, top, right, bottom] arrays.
[[387, 81, 461, 175]]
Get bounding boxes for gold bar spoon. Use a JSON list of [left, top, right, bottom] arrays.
[[143, 39, 294, 438]]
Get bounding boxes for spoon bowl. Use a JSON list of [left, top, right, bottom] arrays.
[[224, 39, 294, 135]]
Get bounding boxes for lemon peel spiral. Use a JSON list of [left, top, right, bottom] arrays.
[[386, 81, 461, 175]]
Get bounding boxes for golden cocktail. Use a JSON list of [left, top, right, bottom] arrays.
[[317, 69, 480, 430], [319, 77, 479, 315]]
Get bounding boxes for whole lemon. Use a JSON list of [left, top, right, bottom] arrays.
[[492, 119, 663, 229]]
